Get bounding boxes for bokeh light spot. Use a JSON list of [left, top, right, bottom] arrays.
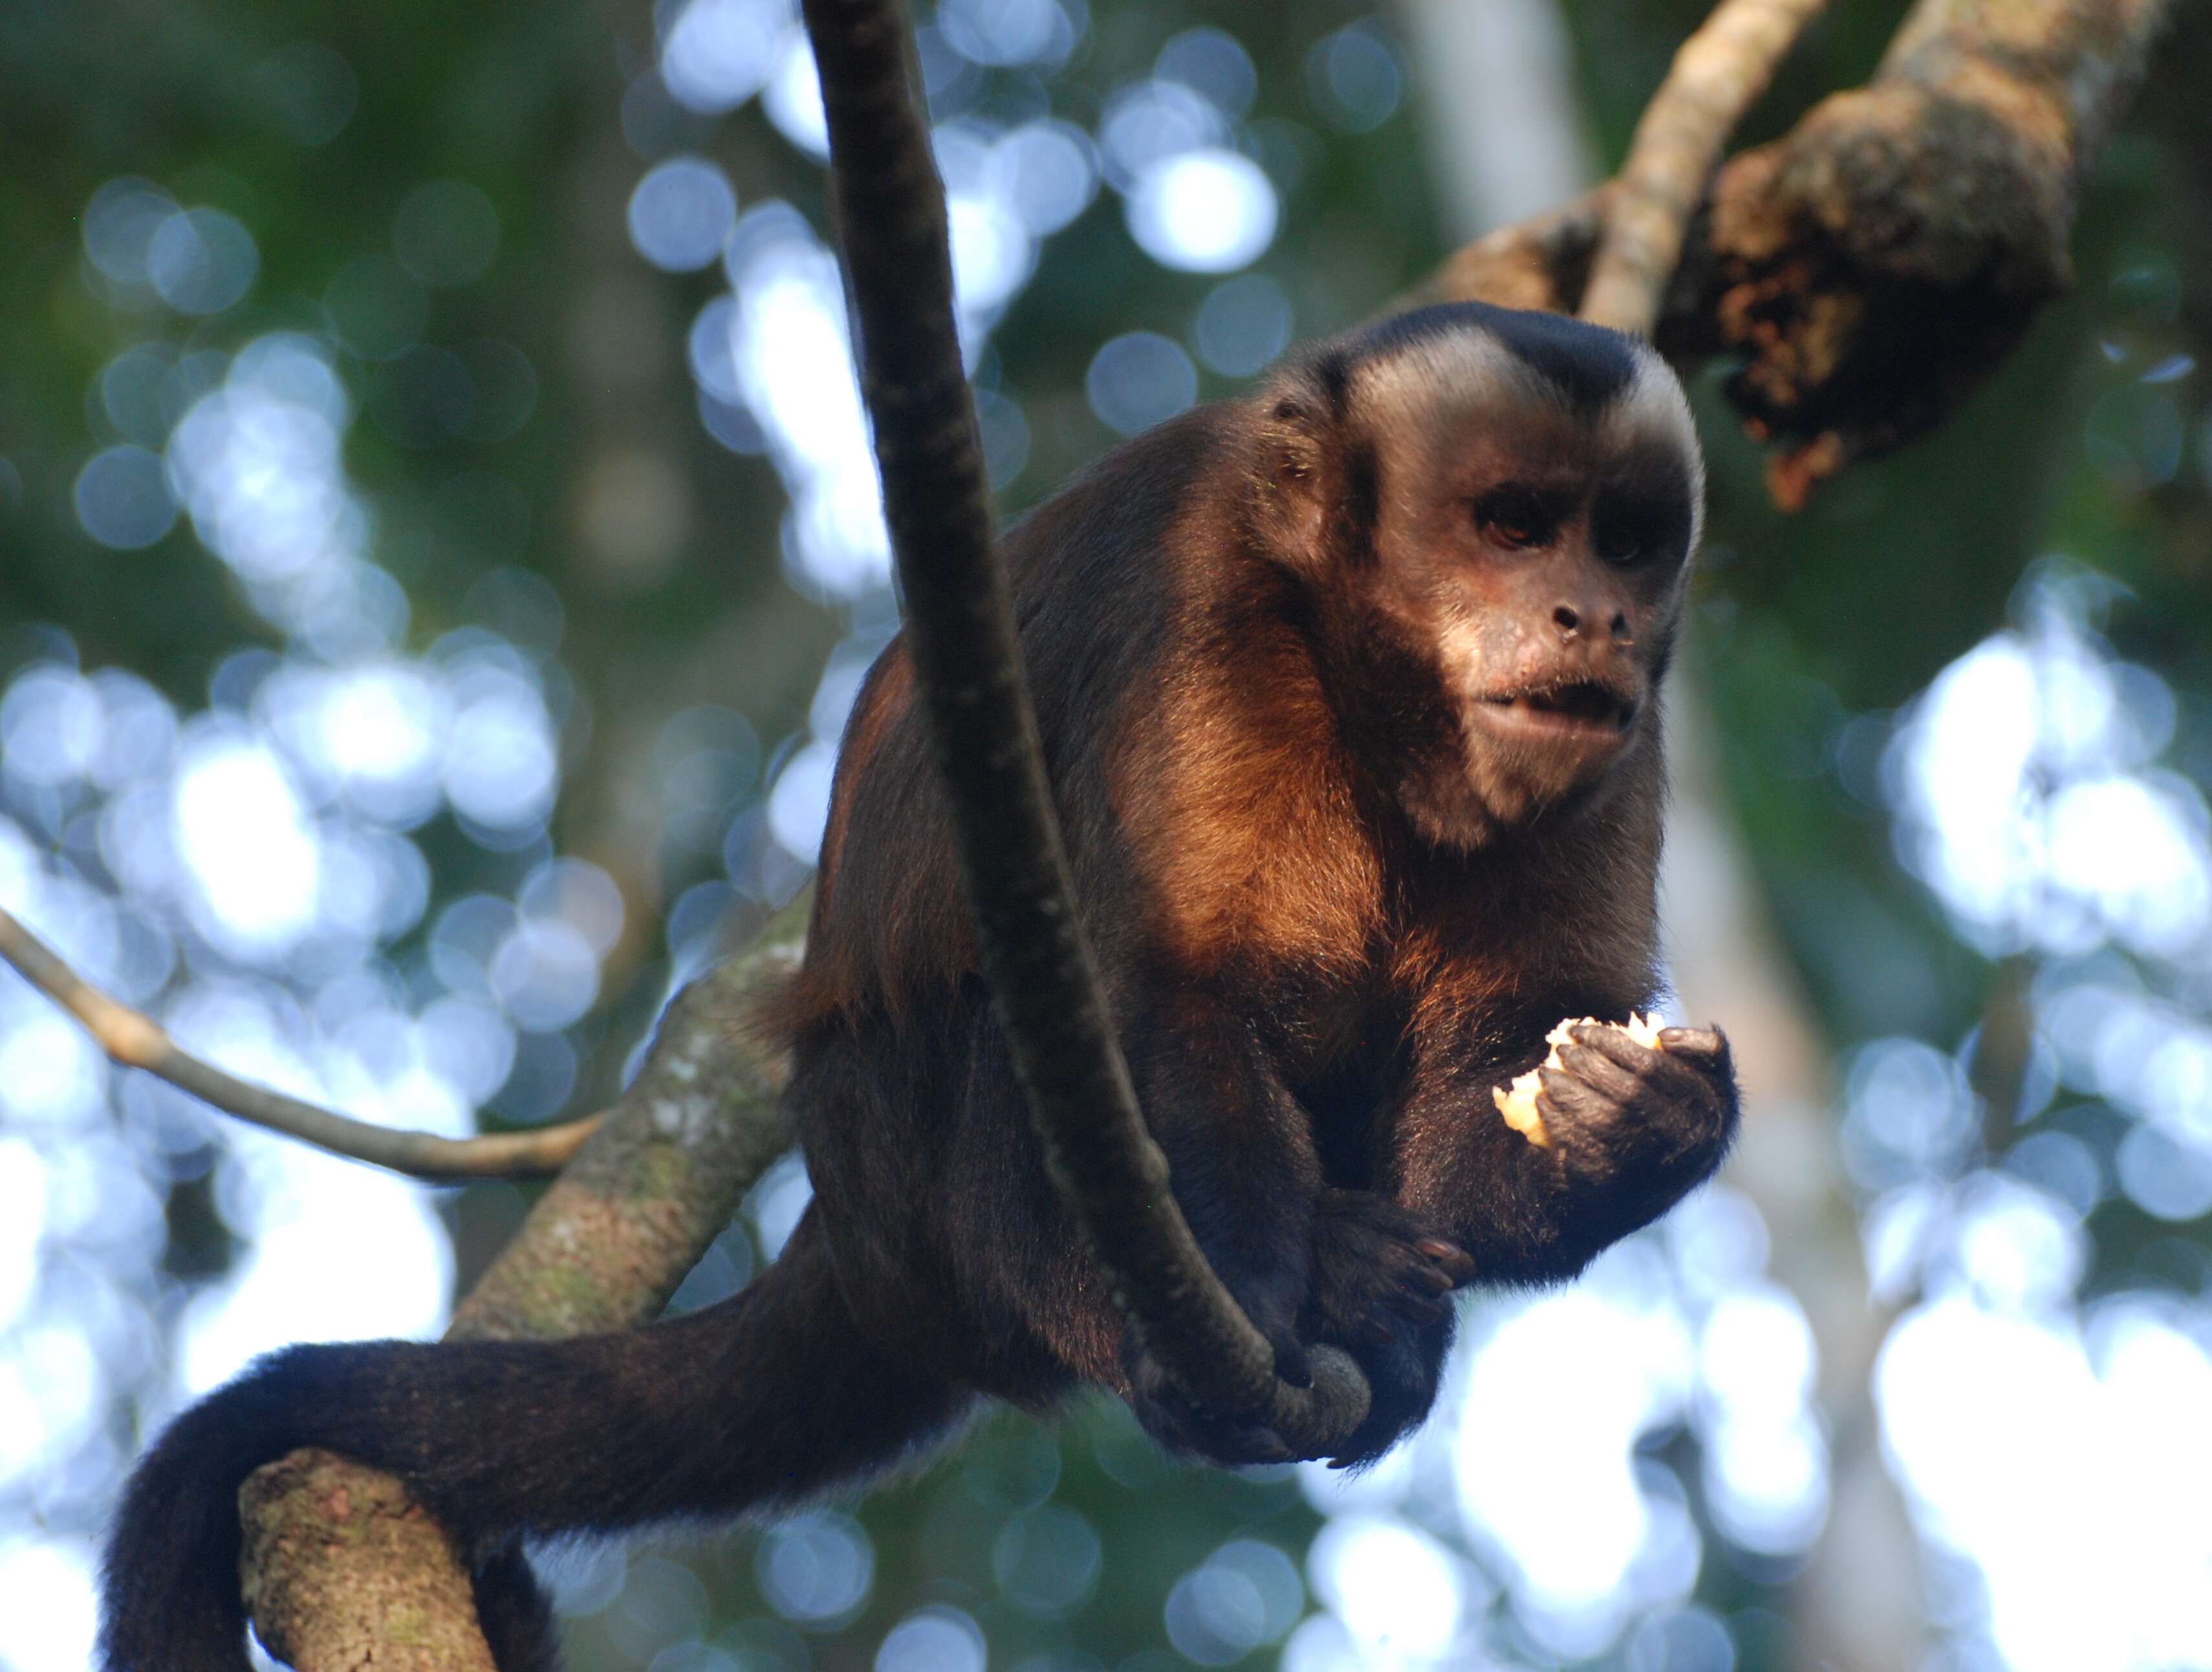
[[1127, 147, 1277, 274], [73, 447, 177, 550], [1085, 332, 1197, 435], [629, 155, 739, 272], [1192, 272, 1292, 376], [661, 0, 792, 114], [147, 208, 259, 316]]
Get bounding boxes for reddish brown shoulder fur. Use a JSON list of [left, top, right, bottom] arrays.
[[1109, 532, 1387, 989]]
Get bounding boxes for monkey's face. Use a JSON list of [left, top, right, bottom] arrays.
[[1268, 311, 1705, 849]]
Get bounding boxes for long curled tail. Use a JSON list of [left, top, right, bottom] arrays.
[[100, 1210, 967, 1672]]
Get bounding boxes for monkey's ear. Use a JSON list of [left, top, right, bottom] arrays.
[[1258, 396, 1329, 560]]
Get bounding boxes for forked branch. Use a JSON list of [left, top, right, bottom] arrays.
[[1435, 0, 2173, 505], [1579, 0, 1830, 335]]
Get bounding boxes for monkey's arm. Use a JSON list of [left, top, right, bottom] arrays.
[[1387, 1017, 1738, 1283], [1281, 1018, 1734, 1466]]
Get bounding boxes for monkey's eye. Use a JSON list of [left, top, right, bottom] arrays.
[[1474, 488, 1554, 550], [1593, 497, 1679, 566], [1593, 517, 1642, 565]]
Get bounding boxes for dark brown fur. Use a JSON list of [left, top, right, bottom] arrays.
[[102, 304, 1736, 1672]]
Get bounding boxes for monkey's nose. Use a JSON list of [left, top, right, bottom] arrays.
[[1552, 605, 1581, 637]]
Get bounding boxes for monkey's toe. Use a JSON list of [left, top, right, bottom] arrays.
[[1305, 1189, 1469, 1351]]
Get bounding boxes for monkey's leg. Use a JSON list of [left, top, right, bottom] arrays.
[[1290, 1188, 1471, 1467], [1115, 995, 1326, 1463], [100, 1209, 972, 1672]]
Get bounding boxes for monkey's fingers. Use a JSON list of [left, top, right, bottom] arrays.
[[1535, 1065, 1620, 1129], [1568, 1024, 1711, 1100], [1656, 1025, 1730, 1067], [1407, 1263, 1455, 1297], [1416, 1237, 1478, 1287], [1552, 1043, 1645, 1109]]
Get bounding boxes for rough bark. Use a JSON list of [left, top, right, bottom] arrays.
[[448, 912, 805, 1342], [238, 1452, 500, 1672], [1579, 0, 1831, 336], [1427, 0, 2174, 506], [233, 896, 808, 1667]]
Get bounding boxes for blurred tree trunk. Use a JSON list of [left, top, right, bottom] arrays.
[[1396, 5, 1925, 1667], [1663, 658, 1925, 1668]]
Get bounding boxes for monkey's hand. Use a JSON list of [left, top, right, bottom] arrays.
[[1537, 1023, 1737, 1215], [1301, 1189, 1473, 1466]]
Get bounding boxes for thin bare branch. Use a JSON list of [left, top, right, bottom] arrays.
[[1579, 0, 1831, 335], [0, 905, 602, 1180], [799, 0, 1369, 1457]]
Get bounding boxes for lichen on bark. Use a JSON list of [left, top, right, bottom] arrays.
[[234, 894, 808, 1667]]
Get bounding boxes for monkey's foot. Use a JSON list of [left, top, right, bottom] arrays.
[[1300, 1190, 1470, 1467], [1303, 1189, 1471, 1349]]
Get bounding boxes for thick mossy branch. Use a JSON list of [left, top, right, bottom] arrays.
[[799, 0, 1368, 1455], [235, 898, 808, 1668], [451, 900, 807, 1342], [239, 1451, 499, 1672]]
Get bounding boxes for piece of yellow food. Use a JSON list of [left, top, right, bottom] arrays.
[[1491, 1013, 1665, 1147]]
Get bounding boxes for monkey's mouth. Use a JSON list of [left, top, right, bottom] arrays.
[[1477, 679, 1638, 743]]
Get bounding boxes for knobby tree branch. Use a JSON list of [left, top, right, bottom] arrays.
[[1579, 0, 1830, 335], [232, 896, 810, 1667], [798, 0, 1370, 1455], [1431, 0, 2174, 505], [0, 906, 603, 1180]]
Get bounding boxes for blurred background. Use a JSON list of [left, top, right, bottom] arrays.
[[4, 0, 2212, 1668]]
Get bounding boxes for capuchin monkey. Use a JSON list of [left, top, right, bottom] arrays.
[[102, 302, 1737, 1671]]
